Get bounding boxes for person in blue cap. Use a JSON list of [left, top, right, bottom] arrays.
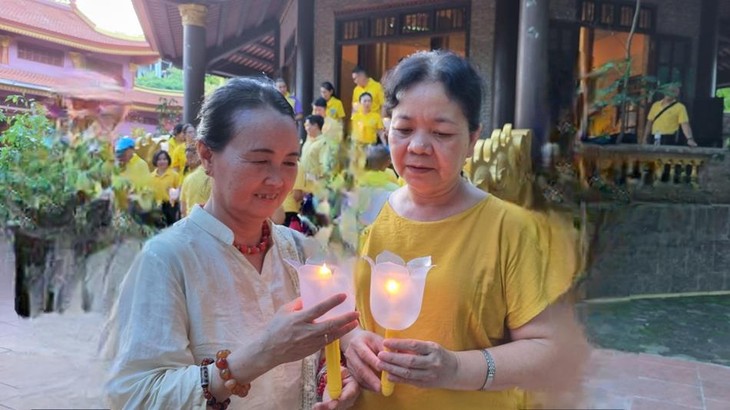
[[115, 136, 151, 193]]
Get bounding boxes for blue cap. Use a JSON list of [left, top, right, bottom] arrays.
[[115, 136, 135, 153]]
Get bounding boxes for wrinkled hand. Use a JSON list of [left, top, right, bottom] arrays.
[[344, 330, 383, 391], [262, 294, 359, 366], [313, 367, 360, 410], [377, 339, 458, 389]]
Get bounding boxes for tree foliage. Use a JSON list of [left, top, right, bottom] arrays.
[[135, 66, 225, 94]]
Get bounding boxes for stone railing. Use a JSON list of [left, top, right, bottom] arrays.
[[574, 144, 730, 203]]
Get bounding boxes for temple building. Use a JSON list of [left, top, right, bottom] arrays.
[[0, 0, 182, 135], [133, 0, 730, 149]]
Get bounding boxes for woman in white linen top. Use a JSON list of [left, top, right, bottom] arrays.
[[103, 77, 360, 410]]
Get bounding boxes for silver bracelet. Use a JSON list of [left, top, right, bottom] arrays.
[[479, 349, 496, 391]]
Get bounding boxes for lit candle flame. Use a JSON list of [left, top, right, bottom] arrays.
[[319, 263, 332, 278], [385, 279, 400, 295]]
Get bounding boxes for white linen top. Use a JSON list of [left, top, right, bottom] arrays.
[[103, 205, 316, 409]]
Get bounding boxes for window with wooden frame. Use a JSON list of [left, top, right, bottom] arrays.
[[17, 42, 64, 66]]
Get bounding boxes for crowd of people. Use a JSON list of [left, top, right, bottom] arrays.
[[104, 51, 589, 410]]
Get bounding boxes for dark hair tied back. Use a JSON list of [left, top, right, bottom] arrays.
[[383, 50, 484, 133], [197, 77, 294, 152]]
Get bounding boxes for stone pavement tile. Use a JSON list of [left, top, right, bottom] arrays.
[[698, 362, 730, 385], [586, 376, 704, 409], [629, 397, 703, 410], [582, 386, 631, 410], [702, 379, 730, 403], [586, 350, 701, 386], [705, 399, 730, 410], [633, 352, 701, 369]]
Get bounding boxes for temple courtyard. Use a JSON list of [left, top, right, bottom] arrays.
[[0, 235, 728, 410]]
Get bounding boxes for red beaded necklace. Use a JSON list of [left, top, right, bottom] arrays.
[[233, 221, 270, 255]]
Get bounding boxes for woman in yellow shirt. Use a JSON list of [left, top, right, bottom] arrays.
[[150, 150, 181, 226], [344, 51, 588, 409], [320, 81, 346, 122]]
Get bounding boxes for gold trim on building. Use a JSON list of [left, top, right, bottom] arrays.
[[0, 83, 53, 97], [132, 85, 185, 98], [0, 23, 158, 56], [179, 4, 209, 27]]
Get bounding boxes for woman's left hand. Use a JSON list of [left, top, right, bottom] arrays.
[[376, 339, 459, 389], [313, 367, 360, 410]]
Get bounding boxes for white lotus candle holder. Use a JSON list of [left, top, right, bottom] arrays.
[[286, 255, 355, 399], [364, 251, 434, 396]]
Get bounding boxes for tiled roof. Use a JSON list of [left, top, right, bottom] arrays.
[[0, 65, 181, 108], [0, 0, 156, 55]]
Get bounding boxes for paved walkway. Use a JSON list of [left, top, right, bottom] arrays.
[[1, 235, 728, 409]]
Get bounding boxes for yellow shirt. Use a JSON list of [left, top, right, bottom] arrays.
[[171, 143, 187, 171], [648, 100, 689, 135], [354, 196, 572, 410], [167, 137, 180, 154], [119, 154, 151, 191], [282, 165, 306, 213], [301, 137, 328, 181], [180, 167, 212, 212], [351, 111, 383, 144], [358, 170, 399, 190], [352, 78, 385, 114], [326, 96, 346, 120], [322, 117, 343, 142], [150, 168, 181, 204]]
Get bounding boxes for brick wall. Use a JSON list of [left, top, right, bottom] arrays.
[[313, 0, 496, 135]]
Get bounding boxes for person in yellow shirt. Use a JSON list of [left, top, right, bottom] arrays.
[[351, 93, 385, 145], [115, 137, 151, 192], [352, 66, 385, 115], [114, 136, 154, 212], [301, 114, 326, 180], [282, 163, 306, 227], [320, 81, 346, 122], [150, 150, 181, 226], [343, 51, 588, 410], [171, 123, 196, 173], [167, 123, 185, 156], [313, 97, 344, 143], [179, 146, 211, 217], [643, 84, 697, 147]]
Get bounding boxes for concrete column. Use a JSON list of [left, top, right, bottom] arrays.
[[179, 4, 208, 125], [515, 0, 549, 164], [696, 0, 719, 98], [295, 0, 314, 138], [491, 0, 520, 128]]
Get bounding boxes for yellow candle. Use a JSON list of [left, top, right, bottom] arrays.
[[381, 328, 395, 396], [325, 339, 342, 400]]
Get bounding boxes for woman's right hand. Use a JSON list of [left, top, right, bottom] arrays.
[[261, 294, 360, 366], [344, 329, 384, 391]]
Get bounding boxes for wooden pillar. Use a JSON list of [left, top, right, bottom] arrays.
[[295, 0, 315, 139], [696, 0, 719, 98], [515, 0, 549, 164], [0, 36, 10, 65], [179, 4, 208, 125], [491, 0, 520, 128]]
